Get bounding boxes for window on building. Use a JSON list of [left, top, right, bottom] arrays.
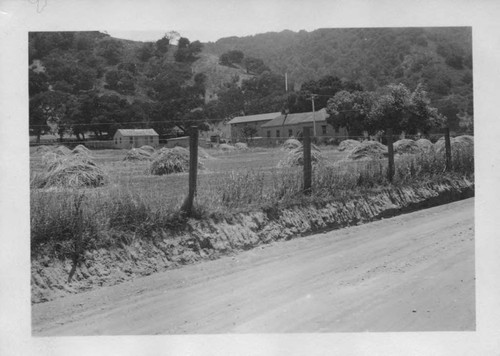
[[150, 136, 153, 143], [115, 139, 117, 144], [119, 137, 122, 144], [267, 131, 271, 138], [276, 130, 280, 138], [130, 137, 133, 144], [322, 125, 327, 135], [288, 129, 293, 137]]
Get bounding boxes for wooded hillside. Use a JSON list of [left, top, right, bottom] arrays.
[[205, 27, 473, 129], [28, 27, 473, 142]]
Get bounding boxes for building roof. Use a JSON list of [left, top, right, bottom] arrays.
[[227, 112, 282, 125], [115, 129, 159, 137], [261, 108, 330, 128]]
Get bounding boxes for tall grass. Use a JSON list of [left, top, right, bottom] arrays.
[[30, 147, 474, 258]]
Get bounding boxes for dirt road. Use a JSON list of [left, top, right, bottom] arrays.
[[32, 198, 475, 335]]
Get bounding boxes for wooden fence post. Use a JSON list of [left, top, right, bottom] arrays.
[[303, 126, 312, 194], [444, 127, 452, 171], [387, 128, 395, 183], [181, 126, 199, 216]]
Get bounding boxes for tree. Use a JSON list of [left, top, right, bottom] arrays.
[[137, 42, 155, 62], [104, 70, 135, 95], [29, 69, 49, 96], [219, 50, 244, 66], [97, 38, 123, 65], [87, 94, 131, 138], [43, 51, 97, 93], [368, 83, 443, 135], [215, 84, 245, 119], [241, 125, 258, 142], [433, 94, 468, 131], [29, 90, 79, 142], [174, 38, 203, 62], [405, 84, 444, 133], [155, 36, 170, 55], [242, 57, 269, 75], [326, 90, 374, 138]]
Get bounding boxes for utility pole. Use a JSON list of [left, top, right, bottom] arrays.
[[308, 94, 318, 137]]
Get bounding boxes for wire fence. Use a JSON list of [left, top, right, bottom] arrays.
[[30, 126, 474, 259]]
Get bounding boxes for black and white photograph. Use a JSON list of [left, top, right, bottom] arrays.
[[1, 0, 500, 355]]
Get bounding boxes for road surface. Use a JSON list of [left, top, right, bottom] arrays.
[[32, 198, 475, 335]]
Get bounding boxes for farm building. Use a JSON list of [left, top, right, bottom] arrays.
[[114, 129, 159, 149], [260, 108, 348, 144], [227, 112, 281, 143]]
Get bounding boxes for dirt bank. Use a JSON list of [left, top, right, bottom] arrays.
[[31, 177, 474, 304], [32, 198, 475, 334]]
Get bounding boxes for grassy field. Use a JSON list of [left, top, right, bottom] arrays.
[[29, 143, 474, 261], [30, 145, 347, 207]]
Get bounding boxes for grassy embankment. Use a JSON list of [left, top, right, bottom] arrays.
[[30, 145, 474, 262]]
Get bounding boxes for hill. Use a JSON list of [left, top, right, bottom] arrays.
[[29, 32, 212, 141], [204, 27, 473, 126], [28, 28, 473, 142]]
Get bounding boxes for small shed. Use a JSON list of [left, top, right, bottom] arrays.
[[114, 129, 159, 149]]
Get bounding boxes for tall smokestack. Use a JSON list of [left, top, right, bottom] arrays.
[[285, 72, 288, 92]]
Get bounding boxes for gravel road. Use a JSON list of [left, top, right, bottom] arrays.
[[32, 198, 475, 335]]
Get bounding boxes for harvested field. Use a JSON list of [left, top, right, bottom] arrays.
[[415, 138, 434, 152], [338, 139, 361, 152], [139, 145, 155, 154], [435, 135, 474, 154], [282, 138, 302, 150], [394, 139, 420, 155], [148, 147, 193, 175], [347, 141, 388, 160], [72, 144, 91, 155], [123, 148, 152, 161], [31, 153, 107, 189], [54, 145, 72, 156], [235, 142, 249, 150], [219, 143, 236, 151], [277, 145, 324, 168]]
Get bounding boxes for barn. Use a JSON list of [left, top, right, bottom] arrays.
[[227, 112, 282, 143], [114, 129, 159, 149], [260, 108, 348, 144]]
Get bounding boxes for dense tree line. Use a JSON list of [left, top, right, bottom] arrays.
[[206, 27, 473, 131], [29, 32, 206, 142], [29, 28, 472, 144], [326, 83, 444, 137]]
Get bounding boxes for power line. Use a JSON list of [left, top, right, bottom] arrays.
[[28, 109, 367, 128]]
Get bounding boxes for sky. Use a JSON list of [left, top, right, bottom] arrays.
[[3, 0, 494, 43]]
